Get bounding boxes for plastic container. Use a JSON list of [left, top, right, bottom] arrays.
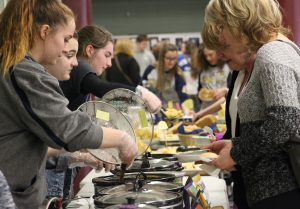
[[178, 134, 211, 147]]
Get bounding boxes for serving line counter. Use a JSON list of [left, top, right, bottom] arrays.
[[66, 169, 230, 209]]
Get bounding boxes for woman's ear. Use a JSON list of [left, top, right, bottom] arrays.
[[39, 24, 51, 40], [85, 44, 94, 58]]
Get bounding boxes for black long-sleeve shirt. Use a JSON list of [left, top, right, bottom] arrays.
[[60, 61, 135, 111], [106, 53, 141, 87]]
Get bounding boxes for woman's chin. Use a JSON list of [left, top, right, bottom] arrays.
[[61, 74, 70, 81]]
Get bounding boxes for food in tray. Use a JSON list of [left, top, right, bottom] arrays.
[[157, 120, 168, 130], [151, 146, 178, 154], [195, 114, 217, 128], [218, 102, 226, 119], [135, 127, 158, 140], [159, 133, 179, 141], [164, 108, 183, 119], [200, 152, 218, 158], [183, 124, 201, 133], [216, 124, 227, 133], [198, 88, 215, 101], [178, 134, 211, 147], [137, 138, 151, 154]]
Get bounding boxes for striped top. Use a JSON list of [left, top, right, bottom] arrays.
[[0, 171, 16, 209], [230, 41, 300, 205]]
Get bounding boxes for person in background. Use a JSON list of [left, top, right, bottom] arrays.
[[134, 34, 156, 77], [106, 38, 141, 86], [151, 41, 161, 62], [197, 46, 231, 110], [0, 170, 16, 209], [60, 25, 161, 113], [142, 42, 188, 106], [178, 41, 201, 111], [0, 1, 137, 208], [202, 0, 300, 208], [192, 45, 230, 121]]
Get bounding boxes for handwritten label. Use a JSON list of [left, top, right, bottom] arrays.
[[96, 110, 110, 121]]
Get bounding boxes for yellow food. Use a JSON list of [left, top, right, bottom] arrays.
[[200, 152, 218, 159], [137, 139, 151, 154], [135, 128, 158, 140], [164, 108, 183, 118], [151, 146, 178, 154], [182, 99, 194, 110], [158, 121, 168, 130], [218, 102, 226, 119], [195, 114, 217, 128], [199, 88, 215, 101], [183, 125, 200, 133], [216, 124, 227, 133]]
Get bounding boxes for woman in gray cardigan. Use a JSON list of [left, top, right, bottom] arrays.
[[202, 0, 300, 208]]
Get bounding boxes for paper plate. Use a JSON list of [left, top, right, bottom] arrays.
[[175, 150, 210, 163]]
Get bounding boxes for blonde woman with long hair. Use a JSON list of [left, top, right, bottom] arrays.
[[106, 38, 141, 86]]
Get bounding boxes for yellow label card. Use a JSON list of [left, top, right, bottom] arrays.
[[138, 109, 148, 128], [96, 110, 110, 121]]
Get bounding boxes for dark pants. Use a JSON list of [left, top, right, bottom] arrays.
[[250, 188, 300, 209], [231, 169, 250, 209]]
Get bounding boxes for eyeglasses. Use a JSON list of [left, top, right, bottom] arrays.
[[164, 56, 177, 61]]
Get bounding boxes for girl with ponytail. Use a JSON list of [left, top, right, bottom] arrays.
[[0, 1, 138, 209]]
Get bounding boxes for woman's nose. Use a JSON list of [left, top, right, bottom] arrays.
[[107, 59, 112, 68], [72, 59, 78, 67]]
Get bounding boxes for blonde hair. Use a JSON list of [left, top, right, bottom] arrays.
[[0, 0, 74, 76], [114, 38, 134, 57], [202, 0, 289, 51]]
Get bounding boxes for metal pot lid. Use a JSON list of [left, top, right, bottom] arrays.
[[92, 173, 176, 186], [104, 204, 158, 209], [97, 181, 183, 195], [78, 101, 135, 165], [129, 159, 176, 170], [94, 190, 182, 207], [101, 88, 154, 155]]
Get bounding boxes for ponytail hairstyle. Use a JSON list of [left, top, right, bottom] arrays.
[[0, 0, 74, 76], [77, 25, 113, 58]]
